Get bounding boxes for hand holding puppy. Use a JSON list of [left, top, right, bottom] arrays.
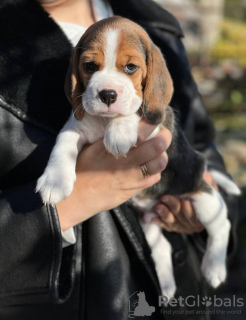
[[152, 171, 218, 234], [56, 122, 171, 231]]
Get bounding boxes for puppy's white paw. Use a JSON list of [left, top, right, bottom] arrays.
[[104, 117, 138, 156], [201, 253, 226, 288], [36, 168, 76, 205], [104, 127, 137, 156], [160, 279, 177, 300]]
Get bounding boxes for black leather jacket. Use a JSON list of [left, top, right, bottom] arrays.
[[0, 0, 237, 319]]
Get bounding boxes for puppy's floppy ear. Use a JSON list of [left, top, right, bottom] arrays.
[[143, 43, 173, 124], [64, 47, 85, 120]]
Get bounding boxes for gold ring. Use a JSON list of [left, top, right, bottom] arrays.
[[140, 164, 149, 178]]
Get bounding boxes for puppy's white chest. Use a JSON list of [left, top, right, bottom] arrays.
[[79, 112, 141, 156], [80, 113, 109, 144]]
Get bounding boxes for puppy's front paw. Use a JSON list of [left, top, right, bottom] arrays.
[[36, 168, 76, 205], [104, 122, 138, 156]]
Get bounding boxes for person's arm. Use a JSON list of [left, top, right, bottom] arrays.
[[0, 133, 171, 307], [0, 104, 78, 306], [56, 122, 172, 231]]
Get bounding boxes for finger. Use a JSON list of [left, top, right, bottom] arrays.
[[193, 225, 205, 233], [160, 195, 181, 215], [128, 128, 172, 167], [179, 199, 200, 227], [181, 199, 205, 230], [155, 204, 176, 224], [129, 172, 162, 191], [155, 127, 172, 149], [138, 119, 158, 144], [172, 207, 193, 228], [181, 198, 194, 219], [170, 199, 204, 232], [153, 217, 193, 234], [137, 152, 168, 179], [154, 203, 190, 231], [138, 122, 172, 147], [152, 217, 173, 232], [180, 198, 201, 226], [154, 198, 204, 234]]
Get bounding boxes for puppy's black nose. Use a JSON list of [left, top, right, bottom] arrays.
[[99, 89, 117, 106]]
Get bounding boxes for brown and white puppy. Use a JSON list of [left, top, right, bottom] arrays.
[[67, 16, 173, 125], [36, 16, 236, 299]]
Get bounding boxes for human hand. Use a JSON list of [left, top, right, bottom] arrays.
[[57, 121, 172, 231], [152, 171, 218, 234], [152, 196, 204, 234]]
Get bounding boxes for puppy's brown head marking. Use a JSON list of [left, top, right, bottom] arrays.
[[65, 16, 173, 123]]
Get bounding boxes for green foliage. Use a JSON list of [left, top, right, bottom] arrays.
[[211, 19, 246, 66], [231, 90, 243, 105], [225, 0, 246, 20]]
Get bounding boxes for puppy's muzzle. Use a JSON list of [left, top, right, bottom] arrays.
[[99, 89, 118, 106]]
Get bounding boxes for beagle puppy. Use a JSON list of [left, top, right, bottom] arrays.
[[37, 16, 234, 298]]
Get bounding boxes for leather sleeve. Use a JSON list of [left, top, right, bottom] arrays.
[[0, 106, 77, 307]]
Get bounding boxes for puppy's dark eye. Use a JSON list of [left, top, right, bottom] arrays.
[[124, 64, 138, 75], [84, 62, 99, 73]]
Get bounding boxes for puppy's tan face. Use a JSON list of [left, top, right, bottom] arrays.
[[66, 17, 173, 122], [79, 26, 146, 117]]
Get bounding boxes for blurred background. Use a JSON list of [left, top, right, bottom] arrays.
[[154, 0, 246, 318]]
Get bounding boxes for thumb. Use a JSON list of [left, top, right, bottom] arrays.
[[137, 118, 158, 144]]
